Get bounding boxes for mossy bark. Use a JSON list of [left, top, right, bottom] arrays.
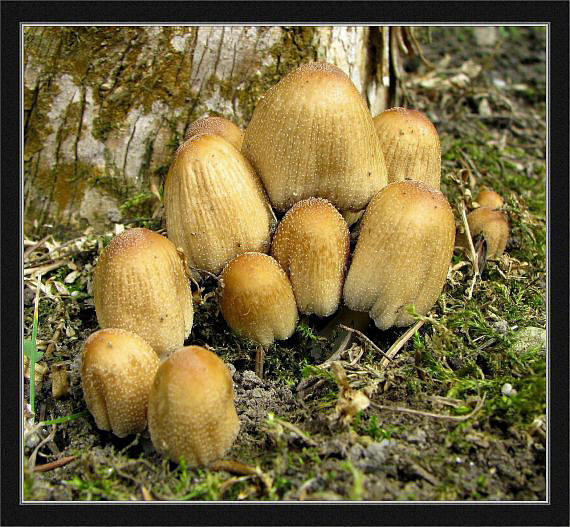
[[24, 26, 395, 235]]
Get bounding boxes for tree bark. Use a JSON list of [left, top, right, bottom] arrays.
[[24, 26, 396, 235]]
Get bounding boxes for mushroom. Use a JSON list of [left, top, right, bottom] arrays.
[[271, 198, 349, 316], [474, 186, 504, 209], [93, 228, 193, 357], [343, 181, 455, 330], [466, 207, 509, 259], [219, 252, 298, 378], [341, 209, 365, 227], [373, 107, 441, 189], [81, 328, 160, 438], [242, 61, 387, 212], [147, 346, 239, 467], [184, 115, 244, 150], [164, 134, 274, 274]]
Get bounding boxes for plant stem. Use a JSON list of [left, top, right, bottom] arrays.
[[30, 275, 41, 418]]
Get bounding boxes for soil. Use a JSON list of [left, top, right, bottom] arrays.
[[23, 26, 546, 502]]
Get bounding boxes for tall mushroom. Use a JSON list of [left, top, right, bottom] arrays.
[[242, 62, 387, 213], [373, 107, 441, 189], [93, 228, 193, 356], [148, 346, 239, 466], [219, 252, 298, 378], [271, 198, 349, 316], [81, 328, 160, 438], [344, 181, 455, 330], [164, 134, 274, 274]]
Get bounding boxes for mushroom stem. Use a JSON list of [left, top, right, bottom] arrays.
[[255, 346, 266, 380]]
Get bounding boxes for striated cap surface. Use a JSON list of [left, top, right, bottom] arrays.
[[242, 62, 387, 212], [165, 134, 273, 274], [93, 228, 193, 356], [467, 207, 509, 258], [81, 328, 160, 438], [343, 181, 455, 330], [373, 107, 441, 189], [219, 252, 298, 347], [272, 197, 349, 316], [147, 346, 240, 466]]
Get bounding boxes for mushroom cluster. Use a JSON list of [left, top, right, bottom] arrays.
[[82, 60, 509, 466]]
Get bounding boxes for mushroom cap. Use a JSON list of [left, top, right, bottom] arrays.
[[474, 186, 504, 209], [343, 181, 455, 330], [219, 252, 298, 347], [164, 134, 273, 274], [467, 207, 509, 258], [184, 116, 244, 151], [81, 328, 160, 438], [271, 198, 350, 316], [147, 345, 239, 466], [93, 228, 193, 356], [373, 107, 441, 189], [242, 61, 387, 212]]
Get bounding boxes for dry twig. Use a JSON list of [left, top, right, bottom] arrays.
[[379, 320, 425, 369], [338, 324, 392, 362], [459, 201, 480, 299], [33, 455, 77, 473]]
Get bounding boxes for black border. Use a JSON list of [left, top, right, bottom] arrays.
[[3, 1, 569, 526]]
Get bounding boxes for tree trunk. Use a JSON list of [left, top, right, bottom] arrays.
[[24, 26, 396, 235]]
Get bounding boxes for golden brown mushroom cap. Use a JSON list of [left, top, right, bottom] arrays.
[[184, 116, 244, 150], [467, 207, 509, 258], [242, 62, 387, 212], [343, 181, 455, 330], [93, 228, 193, 357], [373, 107, 441, 189], [81, 328, 160, 438], [474, 186, 504, 209], [164, 134, 273, 274], [147, 346, 239, 466], [219, 252, 298, 347], [271, 198, 350, 316]]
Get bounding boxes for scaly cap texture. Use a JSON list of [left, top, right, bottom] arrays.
[[165, 134, 273, 274], [343, 181, 455, 330], [219, 252, 298, 347], [148, 346, 239, 466], [271, 198, 349, 316], [242, 62, 387, 212], [373, 107, 441, 189], [93, 228, 193, 356], [81, 328, 160, 438]]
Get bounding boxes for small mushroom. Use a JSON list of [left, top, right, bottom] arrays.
[[373, 107, 441, 189], [271, 198, 349, 316], [343, 181, 455, 330], [81, 328, 160, 438], [242, 61, 387, 212], [147, 346, 239, 466], [93, 228, 193, 357], [184, 115, 244, 150], [165, 134, 273, 274], [474, 186, 504, 209], [467, 207, 509, 259], [219, 252, 298, 377]]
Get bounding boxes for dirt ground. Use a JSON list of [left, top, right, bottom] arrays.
[[23, 26, 546, 502]]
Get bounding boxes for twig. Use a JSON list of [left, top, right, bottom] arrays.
[[33, 455, 77, 473], [459, 201, 479, 299], [459, 149, 480, 180], [24, 260, 68, 277], [338, 325, 392, 362], [24, 234, 52, 260], [379, 320, 425, 369], [28, 425, 57, 470], [370, 394, 486, 422], [321, 330, 352, 366]]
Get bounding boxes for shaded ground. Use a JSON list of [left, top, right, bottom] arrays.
[[23, 26, 546, 501]]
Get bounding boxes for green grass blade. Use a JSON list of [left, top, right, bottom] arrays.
[[39, 410, 89, 426], [29, 276, 41, 417]]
